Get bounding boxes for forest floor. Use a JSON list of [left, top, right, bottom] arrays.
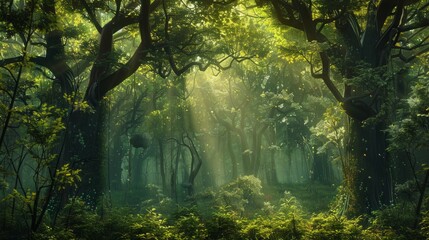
[[108, 181, 339, 214], [263, 182, 338, 213]]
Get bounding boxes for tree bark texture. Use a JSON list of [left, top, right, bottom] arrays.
[[62, 105, 106, 206], [346, 120, 392, 215]]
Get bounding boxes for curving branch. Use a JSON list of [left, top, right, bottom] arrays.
[[84, 0, 153, 106], [271, 0, 303, 31], [375, 1, 404, 53], [79, 0, 102, 33], [0, 56, 23, 67], [399, 18, 429, 32], [268, 0, 343, 102], [169, 133, 203, 196], [160, 0, 253, 78], [0, 54, 75, 94]]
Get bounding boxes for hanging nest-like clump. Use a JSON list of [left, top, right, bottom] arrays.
[[130, 134, 149, 149]]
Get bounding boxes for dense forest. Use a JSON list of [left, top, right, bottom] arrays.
[[0, 0, 428, 239]]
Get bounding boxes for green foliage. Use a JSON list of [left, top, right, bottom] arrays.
[[346, 64, 390, 91], [131, 208, 176, 240], [238, 190, 306, 239], [140, 184, 175, 215], [64, 93, 92, 113], [370, 204, 415, 230], [172, 209, 208, 240], [388, 77, 429, 151], [310, 103, 346, 174], [21, 103, 65, 146], [32, 224, 76, 240], [311, 103, 345, 155], [55, 163, 82, 190], [278, 191, 305, 218], [4, 179, 429, 240], [306, 213, 363, 240], [55, 199, 102, 239], [0, 92, 73, 234], [45, 201, 136, 240], [329, 185, 350, 216], [217, 175, 264, 214], [241, 213, 305, 240], [206, 206, 243, 240], [314, 0, 365, 16], [420, 210, 429, 239], [97, 209, 136, 240], [364, 204, 424, 240]]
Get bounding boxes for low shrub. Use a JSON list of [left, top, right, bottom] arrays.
[[305, 213, 363, 240], [130, 208, 176, 240], [206, 206, 243, 240], [241, 214, 304, 240]]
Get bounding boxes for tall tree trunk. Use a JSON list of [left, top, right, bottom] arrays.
[[158, 138, 167, 191], [311, 151, 334, 184], [109, 134, 125, 191], [131, 148, 144, 190], [238, 129, 252, 175], [226, 130, 238, 179], [171, 145, 181, 201], [252, 124, 269, 176], [63, 104, 106, 206], [346, 120, 392, 215], [266, 149, 278, 185]]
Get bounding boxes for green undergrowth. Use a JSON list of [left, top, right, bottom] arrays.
[[1, 176, 428, 240], [262, 182, 338, 214]]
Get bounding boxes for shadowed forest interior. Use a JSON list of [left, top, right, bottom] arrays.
[[1, 0, 429, 239]]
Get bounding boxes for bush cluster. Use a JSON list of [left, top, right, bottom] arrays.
[[2, 176, 428, 240]]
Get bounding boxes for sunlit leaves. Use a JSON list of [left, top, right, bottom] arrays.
[[174, 212, 208, 240], [21, 103, 65, 146], [132, 208, 176, 239], [306, 213, 363, 239], [1, 189, 27, 205], [311, 103, 345, 156], [388, 76, 429, 150], [56, 163, 82, 190], [217, 175, 263, 213], [64, 93, 92, 112]]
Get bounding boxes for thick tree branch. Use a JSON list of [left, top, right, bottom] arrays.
[[271, 0, 303, 31], [376, 0, 398, 31], [86, 0, 152, 104], [394, 35, 429, 51], [80, 0, 102, 33], [0, 56, 23, 67], [399, 19, 429, 32], [1, 55, 74, 94], [393, 46, 429, 62], [96, 43, 147, 99], [292, 0, 316, 40], [376, 1, 404, 53]]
